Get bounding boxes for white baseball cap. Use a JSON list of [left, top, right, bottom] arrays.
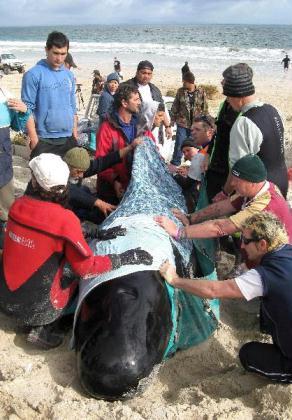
[[29, 153, 70, 191]]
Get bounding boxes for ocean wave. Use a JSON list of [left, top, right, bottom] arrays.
[[0, 40, 287, 64]]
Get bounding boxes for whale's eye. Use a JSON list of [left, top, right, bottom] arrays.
[[115, 287, 138, 300]]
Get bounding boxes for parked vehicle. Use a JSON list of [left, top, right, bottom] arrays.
[[0, 53, 25, 75]]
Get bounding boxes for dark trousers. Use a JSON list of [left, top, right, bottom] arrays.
[[173, 174, 199, 212], [30, 137, 77, 159], [239, 341, 292, 383], [72, 186, 106, 225], [205, 169, 228, 202]]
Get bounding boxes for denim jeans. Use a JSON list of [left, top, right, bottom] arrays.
[[170, 126, 191, 166]]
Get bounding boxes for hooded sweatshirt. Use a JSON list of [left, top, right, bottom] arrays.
[[21, 59, 76, 139], [97, 83, 116, 122]]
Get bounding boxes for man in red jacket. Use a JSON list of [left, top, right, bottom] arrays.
[[96, 84, 154, 203], [0, 153, 152, 349]]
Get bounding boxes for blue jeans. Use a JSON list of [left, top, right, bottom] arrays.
[[171, 126, 191, 166]]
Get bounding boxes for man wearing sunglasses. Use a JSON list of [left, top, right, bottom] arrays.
[[155, 154, 292, 243], [159, 212, 292, 383]]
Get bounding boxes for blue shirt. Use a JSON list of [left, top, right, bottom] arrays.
[[21, 59, 76, 139]]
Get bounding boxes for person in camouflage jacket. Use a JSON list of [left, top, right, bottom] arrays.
[[170, 71, 208, 166]]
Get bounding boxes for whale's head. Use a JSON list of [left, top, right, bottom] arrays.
[[75, 270, 172, 400]]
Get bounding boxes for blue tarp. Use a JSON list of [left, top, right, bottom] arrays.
[[74, 139, 219, 357]]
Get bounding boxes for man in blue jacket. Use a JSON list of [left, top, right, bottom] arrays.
[[21, 31, 77, 158], [160, 212, 292, 383]]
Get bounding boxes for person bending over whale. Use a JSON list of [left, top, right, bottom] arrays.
[[63, 139, 142, 224], [0, 153, 152, 349], [160, 212, 292, 384], [155, 154, 292, 247]]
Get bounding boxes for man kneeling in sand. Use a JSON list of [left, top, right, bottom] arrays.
[[63, 140, 141, 225], [160, 212, 292, 383]]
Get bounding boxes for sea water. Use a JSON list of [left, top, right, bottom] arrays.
[[0, 24, 291, 76]]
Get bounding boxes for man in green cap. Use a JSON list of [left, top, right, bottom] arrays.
[[64, 140, 141, 223], [155, 154, 292, 243]]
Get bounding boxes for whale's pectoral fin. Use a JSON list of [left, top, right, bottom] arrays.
[[109, 248, 153, 269], [98, 225, 127, 241]]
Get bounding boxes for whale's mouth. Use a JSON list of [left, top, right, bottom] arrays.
[[75, 272, 172, 400], [76, 335, 157, 401], [78, 357, 163, 402]]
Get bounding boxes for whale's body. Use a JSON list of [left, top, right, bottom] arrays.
[[73, 139, 219, 400]]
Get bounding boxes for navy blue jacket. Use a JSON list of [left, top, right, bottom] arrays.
[[256, 244, 292, 359], [97, 85, 115, 123], [68, 150, 121, 210]]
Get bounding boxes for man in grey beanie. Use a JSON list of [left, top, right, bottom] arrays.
[[215, 63, 288, 200]]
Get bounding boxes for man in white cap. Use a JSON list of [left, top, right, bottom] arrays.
[[0, 153, 152, 349]]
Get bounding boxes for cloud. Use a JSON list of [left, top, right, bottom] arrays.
[[0, 0, 291, 25]]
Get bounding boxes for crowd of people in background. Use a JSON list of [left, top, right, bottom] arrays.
[[0, 30, 292, 384]]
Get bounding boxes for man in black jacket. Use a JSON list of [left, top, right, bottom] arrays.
[[122, 60, 172, 139], [63, 141, 141, 224]]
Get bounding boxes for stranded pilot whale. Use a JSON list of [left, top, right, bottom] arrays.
[[72, 139, 219, 400]]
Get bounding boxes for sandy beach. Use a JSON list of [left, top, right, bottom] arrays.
[[4, 62, 292, 165], [1, 66, 292, 419]]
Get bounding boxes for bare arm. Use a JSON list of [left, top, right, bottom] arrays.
[[119, 137, 143, 159], [220, 172, 233, 196], [160, 261, 244, 299], [72, 114, 78, 140], [26, 116, 39, 150], [189, 198, 236, 224], [184, 218, 238, 239], [154, 214, 238, 239], [163, 107, 172, 139]]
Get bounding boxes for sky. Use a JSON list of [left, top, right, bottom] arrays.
[[0, 0, 291, 26]]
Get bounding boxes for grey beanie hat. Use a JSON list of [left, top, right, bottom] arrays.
[[222, 63, 255, 97], [107, 72, 120, 83]]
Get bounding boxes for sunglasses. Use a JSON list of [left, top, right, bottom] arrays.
[[241, 235, 262, 245]]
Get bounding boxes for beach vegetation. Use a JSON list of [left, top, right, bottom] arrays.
[[166, 84, 219, 100], [200, 84, 219, 99]]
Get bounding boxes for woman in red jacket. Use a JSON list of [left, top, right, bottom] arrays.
[[0, 153, 152, 349]]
